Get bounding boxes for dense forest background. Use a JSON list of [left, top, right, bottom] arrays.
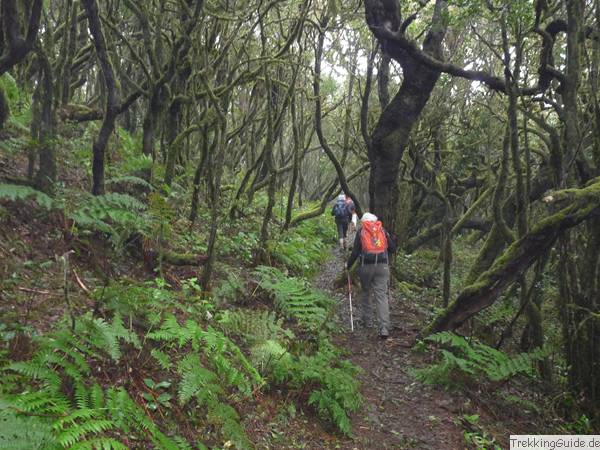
[[1, 0, 600, 448]]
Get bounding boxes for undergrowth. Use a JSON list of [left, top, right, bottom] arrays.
[[1, 162, 363, 447], [268, 218, 332, 276], [1, 218, 362, 448], [0, 183, 151, 248], [413, 331, 550, 387], [253, 265, 334, 331]]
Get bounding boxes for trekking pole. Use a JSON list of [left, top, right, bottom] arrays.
[[346, 268, 354, 332]]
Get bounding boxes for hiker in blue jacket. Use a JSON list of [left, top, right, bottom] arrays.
[[331, 194, 356, 250]]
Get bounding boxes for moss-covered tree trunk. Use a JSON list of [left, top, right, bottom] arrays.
[[556, 0, 600, 418], [164, 61, 191, 186], [189, 125, 209, 226], [364, 0, 447, 233], [0, 0, 42, 129], [82, 0, 119, 196], [201, 123, 227, 289], [283, 95, 301, 231], [313, 15, 361, 215], [32, 50, 56, 194], [428, 179, 600, 333]]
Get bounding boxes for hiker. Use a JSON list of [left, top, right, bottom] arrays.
[[331, 194, 357, 250], [346, 212, 397, 339]]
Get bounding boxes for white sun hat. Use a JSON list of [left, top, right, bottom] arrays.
[[361, 212, 377, 222]]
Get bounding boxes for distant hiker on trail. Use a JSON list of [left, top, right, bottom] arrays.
[[346, 213, 397, 339], [331, 194, 357, 250]]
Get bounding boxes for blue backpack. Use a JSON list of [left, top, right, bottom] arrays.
[[332, 199, 348, 219]]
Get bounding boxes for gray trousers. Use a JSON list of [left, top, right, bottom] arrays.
[[358, 263, 390, 335]]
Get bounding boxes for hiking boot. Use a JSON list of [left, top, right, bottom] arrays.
[[359, 317, 374, 329]]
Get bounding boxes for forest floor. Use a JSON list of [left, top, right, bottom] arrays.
[[313, 244, 465, 449], [0, 193, 556, 450], [308, 232, 555, 450]]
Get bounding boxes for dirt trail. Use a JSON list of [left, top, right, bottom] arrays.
[[314, 241, 466, 450]]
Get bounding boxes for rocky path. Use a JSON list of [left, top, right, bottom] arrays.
[[314, 242, 467, 450]]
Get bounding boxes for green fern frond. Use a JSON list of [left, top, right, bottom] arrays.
[[69, 192, 149, 247], [47, 331, 92, 373], [253, 266, 333, 330], [150, 348, 173, 370], [89, 384, 105, 410], [0, 183, 55, 209], [206, 402, 252, 450], [250, 340, 291, 375], [415, 332, 550, 385], [56, 417, 116, 447], [0, 405, 59, 450], [106, 175, 153, 191], [217, 309, 293, 345], [147, 314, 186, 344], [68, 437, 128, 450], [8, 359, 62, 386], [267, 340, 362, 436], [176, 354, 222, 406], [11, 389, 71, 416], [267, 219, 330, 276]]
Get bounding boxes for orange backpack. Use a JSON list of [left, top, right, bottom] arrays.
[[360, 221, 388, 254]]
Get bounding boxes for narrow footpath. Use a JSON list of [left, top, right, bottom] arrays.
[[313, 239, 466, 449]]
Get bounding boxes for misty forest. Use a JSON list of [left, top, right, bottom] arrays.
[[1, 0, 600, 448]]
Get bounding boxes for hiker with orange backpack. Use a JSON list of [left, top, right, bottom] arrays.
[[345, 213, 397, 339]]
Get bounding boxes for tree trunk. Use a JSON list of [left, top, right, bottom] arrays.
[[364, 0, 447, 233], [313, 15, 362, 215], [189, 125, 209, 225], [428, 180, 600, 333], [82, 0, 119, 196], [33, 50, 56, 195]]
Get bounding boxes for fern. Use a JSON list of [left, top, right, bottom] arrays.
[[70, 192, 149, 247], [96, 281, 174, 323], [0, 135, 29, 155], [212, 270, 247, 303], [149, 315, 263, 390], [0, 185, 150, 248], [0, 183, 54, 209], [54, 409, 116, 448], [217, 309, 294, 345], [103, 387, 181, 449], [0, 73, 31, 131], [3, 314, 185, 449], [206, 403, 252, 450], [268, 340, 362, 436], [76, 313, 140, 361], [0, 73, 20, 104], [150, 348, 173, 370], [253, 266, 333, 330], [267, 224, 328, 276], [175, 353, 254, 449], [250, 339, 291, 375], [105, 175, 153, 191], [149, 316, 262, 448], [413, 331, 550, 386], [176, 354, 222, 406], [0, 401, 60, 450]]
